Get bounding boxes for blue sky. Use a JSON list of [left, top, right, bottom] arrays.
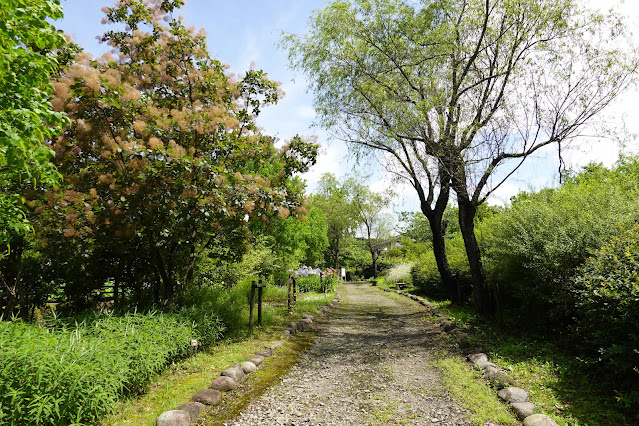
[[56, 0, 639, 210]]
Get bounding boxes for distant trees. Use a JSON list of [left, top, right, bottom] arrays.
[[284, 0, 638, 317], [311, 174, 357, 269], [348, 177, 394, 277]]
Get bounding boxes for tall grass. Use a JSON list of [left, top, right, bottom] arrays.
[[0, 310, 224, 425]]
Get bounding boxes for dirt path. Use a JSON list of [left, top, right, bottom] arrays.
[[227, 282, 472, 425]]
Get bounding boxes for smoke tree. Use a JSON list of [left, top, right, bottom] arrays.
[[31, 0, 316, 305]]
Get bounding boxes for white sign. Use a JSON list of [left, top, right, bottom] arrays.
[[341, 268, 346, 279], [190, 339, 198, 347]]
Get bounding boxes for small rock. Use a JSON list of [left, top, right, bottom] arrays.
[[240, 361, 257, 374], [498, 387, 529, 403], [302, 314, 313, 321], [442, 321, 457, 332], [468, 353, 496, 370], [256, 348, 273, 357], [267, 340, 286, 350], [484, 365, 517, 388], [156, 410, 190, 426], [177, 402, 205, 420], [512, 402, 536, 420], [468, 353, 487, 364], [210, 376, 237, 392], [191, 388, 221, 405], [283, 329, 291, 339], [288, 321, 300, 331], [249, 355, 264, 366], [523, 414, 558, 426], [221, 366, 245, 382]]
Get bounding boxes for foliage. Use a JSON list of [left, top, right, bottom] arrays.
[[573, 224, 639, 406], [480, 160, 639, 327], [311, 173, 357, 268], [285, 0, 638, 317], [411, 234, 471, 299], [268, 204, 329, 268], [11, 0, 316, 312], [346, 176, 395, 277], [295, 270, 339, 293], [0, 310, 223, 425], [0, 0, 68, 247], [383, 262, 413, 285]]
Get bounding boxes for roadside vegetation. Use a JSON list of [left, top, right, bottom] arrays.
[[2, 0, 639, 425]]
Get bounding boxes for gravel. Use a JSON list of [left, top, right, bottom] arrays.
[[227, 282, 472, 425]]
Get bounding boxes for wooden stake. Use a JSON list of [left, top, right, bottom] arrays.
[[248, 280, 256, 334]]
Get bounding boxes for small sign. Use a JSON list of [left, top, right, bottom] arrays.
[[256, 282, 266, 288], [190, 339, 198, 347]]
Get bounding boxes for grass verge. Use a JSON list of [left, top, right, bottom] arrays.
[[434, 354, 516, 425], [424, 299, 633, 425], [104, 290, 333, 425]]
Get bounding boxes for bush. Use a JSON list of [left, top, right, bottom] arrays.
[[411, 236, 471, 300], [385, 262, 413, 285], [573, 224, 639, 403], [0, 310, 224, 425], [295, 273, 339, 293], [411, 252, 445, 298], [480, 160, 639, 327], [176, 283, 246, 337]]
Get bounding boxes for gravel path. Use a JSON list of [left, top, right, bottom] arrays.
[[228, 282, 473, 425]]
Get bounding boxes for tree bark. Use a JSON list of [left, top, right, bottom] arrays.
[[417, 178, 460, 304], [457, 197, 495, 318], [429, 216, 459, 302]]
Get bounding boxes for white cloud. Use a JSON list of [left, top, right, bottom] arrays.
[[297, 105, 316, 119]]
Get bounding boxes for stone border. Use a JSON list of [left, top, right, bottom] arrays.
[[378, 286, 558, 426], [156, 294, 342, 425]]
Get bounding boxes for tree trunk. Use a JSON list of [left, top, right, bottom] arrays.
[[457, 198, 495, 318], [427, 212, 460, 303], [417, 178, 460, 304], [371, 250, 378, 278]]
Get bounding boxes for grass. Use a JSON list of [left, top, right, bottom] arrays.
[[434, 354, 516, 425], [199, 334, 316, 425], [420, 297, 634, 425], [104, 290, 334, 425]]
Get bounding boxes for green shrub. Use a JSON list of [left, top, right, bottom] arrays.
[[0, 310, 225, 425], [176, 283, 246, 337], [296, 274, 338, 293], [411, 252, 445, 298], [411, 235, 471, 299], [573, 224, 639, 405], [384, 262, 413, 285], [480, 161, 639, 326]]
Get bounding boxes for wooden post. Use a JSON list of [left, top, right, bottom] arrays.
[[248, 280, 256, 334], [292, 276, 297, 303], [287, 274, 293, 313], [257, 279, 264, 326], [320, 272, 325, 294]]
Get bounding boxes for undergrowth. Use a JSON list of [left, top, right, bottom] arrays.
[[429, 299, 635, 425]]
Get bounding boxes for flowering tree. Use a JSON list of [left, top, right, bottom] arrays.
[[31, 0, 316, 305]]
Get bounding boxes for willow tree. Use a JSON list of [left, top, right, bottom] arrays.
[[284, 0, 637, 317], [35, 0, 316, 305]]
